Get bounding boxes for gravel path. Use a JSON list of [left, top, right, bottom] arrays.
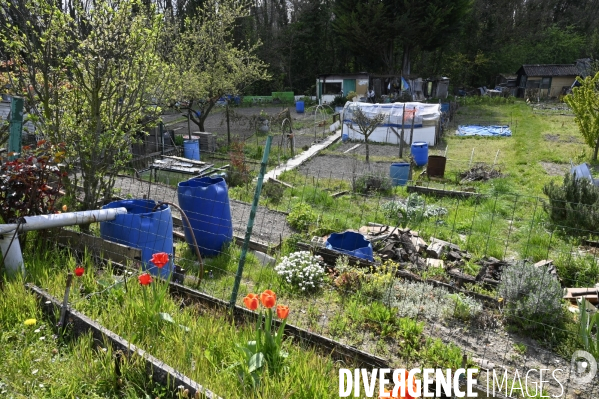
[[112, 176, 294, 245], [297, 154, 394, 181]]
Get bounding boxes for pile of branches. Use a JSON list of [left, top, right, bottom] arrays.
[[460, 163, 502, 183]]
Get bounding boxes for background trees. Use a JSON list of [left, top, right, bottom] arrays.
[[171, 0, 269, 132], [0, 0, 168, 211], [565, 72, 599, 161]]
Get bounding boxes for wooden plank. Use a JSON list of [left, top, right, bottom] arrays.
[[162, 155, 206, 166], [171, 215, 274, 253], [407, 185, 482, 199], [270, 178, 294, 188], [343, 144, 361, 153], [56, 229, 141, 265]]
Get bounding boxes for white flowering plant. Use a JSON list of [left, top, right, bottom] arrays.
[[274, 251, 325, 292]]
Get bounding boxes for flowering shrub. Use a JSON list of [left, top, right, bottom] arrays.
[[274, 251, 324, 291]]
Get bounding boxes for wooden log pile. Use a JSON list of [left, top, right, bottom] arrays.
[[359, 224, 511, 287]]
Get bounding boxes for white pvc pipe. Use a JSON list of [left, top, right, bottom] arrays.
[[0, 207, 128, 276], [0, 208, 128, 234]]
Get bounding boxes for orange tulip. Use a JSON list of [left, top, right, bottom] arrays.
[[276, 305, 289, 319], [243, 294, 259, 310], [259, 289, 276, 308]]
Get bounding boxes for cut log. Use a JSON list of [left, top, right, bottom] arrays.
[[426, 241, 446, 259]]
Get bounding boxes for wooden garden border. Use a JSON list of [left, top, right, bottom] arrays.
[[26, 283, 222, 399]]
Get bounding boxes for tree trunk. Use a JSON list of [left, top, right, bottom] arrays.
[[402, 45, 411, 76], [365, 133, 370, 163], [594, 135, 599, 161]]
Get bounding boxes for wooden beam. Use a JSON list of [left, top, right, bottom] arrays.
[[171, 215, 275, 253], [162, 155, 206, 166], [27, 284, 221, 399], [270, 178, 294, 188], [55, 229, 141, 265], [407, 185, 482, 199]]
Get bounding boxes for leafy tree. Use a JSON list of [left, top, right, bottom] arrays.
[[171, 0, 270, 133], [565, 72, 599, 161], [0, 0, 168, 213]]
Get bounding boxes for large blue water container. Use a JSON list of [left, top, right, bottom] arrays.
[[390, 162, 410, 186], [411, 142, 428, 166], [100, 200, 173, 279], [296, 101, 305, 113], [326, 231, 374, 262], [178, 176, 233, 256], [184, 139, 200, 161]]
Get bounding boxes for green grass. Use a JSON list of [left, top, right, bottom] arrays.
[[17, 251, 340, 398], [0, 279, 164, 398]]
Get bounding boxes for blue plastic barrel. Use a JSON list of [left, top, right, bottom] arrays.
[[390, 162, 410, 186], [411, 142, 428, 166], [296, 101, 305, 113], [325, 231, 373, 262], [178, 176, 233, 256], [100, 200, 174, 279], [183, 139, 200, 161]]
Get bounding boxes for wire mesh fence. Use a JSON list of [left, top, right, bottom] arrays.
[[31, 134, 599, 398]]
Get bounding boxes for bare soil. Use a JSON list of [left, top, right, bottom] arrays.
[[544, 134, 582, 144], [112, 176, 294, 245], [297, 154, 394, 181], [540, 161, 569, 177]]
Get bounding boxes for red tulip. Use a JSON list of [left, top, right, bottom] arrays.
[[150, 252, 169, 268], [276, 305, 289, 320], [74, 266, 84, 277], [138, 273, 152, 286], [243, 293, 259, 310], [259, 290, 276, 308]]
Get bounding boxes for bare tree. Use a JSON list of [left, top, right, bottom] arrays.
[[348, 105, 386, 163]]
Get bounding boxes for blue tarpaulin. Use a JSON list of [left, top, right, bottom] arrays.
[[457, 125, 512, 137]]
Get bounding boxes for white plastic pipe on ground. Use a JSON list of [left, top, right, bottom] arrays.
[[0, 207, 128, 276]]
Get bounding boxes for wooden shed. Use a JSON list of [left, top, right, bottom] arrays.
[[516, 64, 579, 99]]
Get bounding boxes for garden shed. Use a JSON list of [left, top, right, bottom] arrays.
[[342, 102, 441, 146], [316, 73, 370, 104], [515, 64, 579, 99]]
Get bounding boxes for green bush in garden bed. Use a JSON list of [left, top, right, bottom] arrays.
[[22, 252, 339, 398], [0, 280, 165, 398]]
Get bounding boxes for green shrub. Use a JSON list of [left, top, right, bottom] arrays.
[[499, 261, 564, 329], [330, 95, 347, 108], [543, 172, 599, 234], [446, 293, 482, 322], [262, 182, 285, 204], [555, 253, 599, 287], [352, 172, 393, 195], [286, 203, 317, 232]]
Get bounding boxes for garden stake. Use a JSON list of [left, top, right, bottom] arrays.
[[229, 135, 272, 309], [58, 272, 74, 330]]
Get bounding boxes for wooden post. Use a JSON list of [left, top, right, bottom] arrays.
[[409, 107, 415, 147], [187, 108, 192, 140], [400, 103, 405, 158], [226, 100, 231, 145]]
